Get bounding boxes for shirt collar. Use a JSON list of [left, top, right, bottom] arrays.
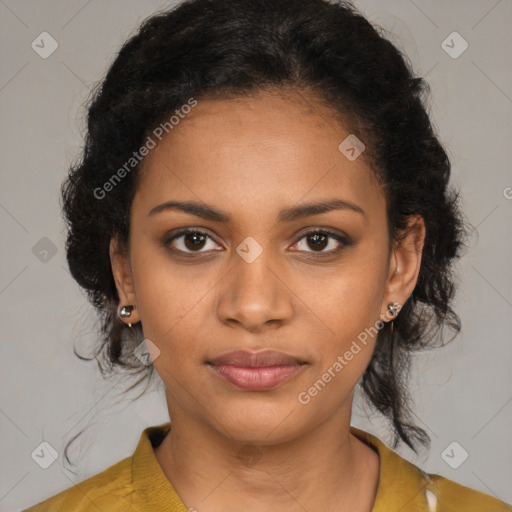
[[349, 426, 435, 512], [131, 422, 187, 511], [132, 422, 434, 512]]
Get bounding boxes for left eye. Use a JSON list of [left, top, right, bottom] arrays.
[[165, 229, 348, 255], [293, 230, 347, 254]]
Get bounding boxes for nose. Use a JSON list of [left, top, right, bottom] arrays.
[[216, 248, 294, 332]]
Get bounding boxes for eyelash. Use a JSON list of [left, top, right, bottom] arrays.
[[164, 227, 352, 259]]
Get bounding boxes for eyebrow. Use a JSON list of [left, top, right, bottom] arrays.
[[148, 198, 365, 222]]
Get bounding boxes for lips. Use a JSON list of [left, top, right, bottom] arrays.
[[207, 350, 307, 391], [208, 349, 304, 367]]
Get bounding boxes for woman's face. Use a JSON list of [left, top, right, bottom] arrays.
[[111, 90, 422, 443]]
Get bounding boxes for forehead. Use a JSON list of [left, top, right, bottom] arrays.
[[134, 91, 384, 221], [157, 90, 352, 155]]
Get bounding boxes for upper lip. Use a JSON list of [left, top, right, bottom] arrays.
[[208, 349, 305, 367]]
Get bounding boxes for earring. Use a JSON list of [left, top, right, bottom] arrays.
[[387, 301, 401, 334], [119, 304, 136, 328], [387, 302, 400, 318]]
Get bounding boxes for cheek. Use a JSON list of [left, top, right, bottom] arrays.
[[129, 258, 181, 336], [299, 277, 383, 405], [302, 258, 386, 330], [132, 261, 218, 369], [301, 256, 387, 367]]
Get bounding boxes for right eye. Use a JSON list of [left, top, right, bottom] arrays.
[[165, 228, 223, 254]]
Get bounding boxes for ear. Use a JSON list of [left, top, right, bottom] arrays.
[[380, 214, 426, 321], [109, 236, 140, 325]]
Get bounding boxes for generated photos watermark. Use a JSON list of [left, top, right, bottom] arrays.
[[93, 97, 198, 200], [297, 311, 396, 405]]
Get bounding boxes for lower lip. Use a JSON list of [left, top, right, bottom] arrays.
[[209, 364, 303, 391]]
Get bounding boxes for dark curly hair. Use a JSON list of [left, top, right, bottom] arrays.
[[61, 0, 469, 466]]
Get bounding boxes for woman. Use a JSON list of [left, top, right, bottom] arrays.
[[23, 0, 512, 510]]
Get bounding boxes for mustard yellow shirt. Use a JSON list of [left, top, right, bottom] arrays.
[[22, 422, 512, 512]]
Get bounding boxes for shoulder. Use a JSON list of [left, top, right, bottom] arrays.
[[349, 425, 512, 512], [426, 472, 512, 512], [21, 455, 135, 512]]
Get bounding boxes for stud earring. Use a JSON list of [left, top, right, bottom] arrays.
[[387, 302, 400, 318], [119, 304, 136, 328], [386, 301, 401, 334]]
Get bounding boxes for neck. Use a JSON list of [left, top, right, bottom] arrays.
[[154, 404, 379, 512]]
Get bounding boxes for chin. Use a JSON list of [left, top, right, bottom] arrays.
[[205, 399, 307, 445]]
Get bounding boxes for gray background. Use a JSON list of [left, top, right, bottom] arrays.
[[1, 1, 511, 510]]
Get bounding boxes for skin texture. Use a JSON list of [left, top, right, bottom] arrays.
[[110, 90, 426, 512]]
